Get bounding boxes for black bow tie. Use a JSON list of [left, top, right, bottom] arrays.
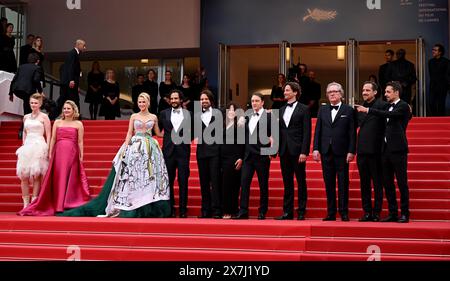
[[287, 102, 295, 107], [202, 108, 210, 113], [253, 112, 260, 117], [330, 105, 339, 111], [173, 109, 180, 114], [390, 103, 396, 107]]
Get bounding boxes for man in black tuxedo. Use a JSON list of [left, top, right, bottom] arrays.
[[378, 49, 394, 100], [275, 82, 311, 220], [313, 82, 356, 221], [58, 39, 86, 112], [233, 93, 274, 220], [356, 81, 411, 223], [19, 34, 34, 66], [194, 90, 222, 218], [9, 52, 43, 114], [159, 89, 192, 218], [386, 49, 416, 105], [356, 82, 389, 222]]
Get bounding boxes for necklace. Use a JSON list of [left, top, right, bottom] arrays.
[[30, 112, 39, 120]]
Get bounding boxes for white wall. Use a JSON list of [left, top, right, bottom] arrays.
[[25, 0, 200, 53]]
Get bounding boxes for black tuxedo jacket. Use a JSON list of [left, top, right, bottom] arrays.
[[194, 108, 221, 159], [279, 102, 311, 157], [244, 110, 273, 159], [60, 48, 81, 86], [9, 63, 43, 96], [159, 108, 192, 158], [368, 99, 410, 154], [313, 104, 356, 156], [357, 98, 389, 155]]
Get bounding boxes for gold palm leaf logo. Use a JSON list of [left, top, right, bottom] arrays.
[[303, 8, 338, 22]]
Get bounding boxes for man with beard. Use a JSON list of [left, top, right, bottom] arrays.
[[356, 82, 388, 222], [159, 89, 192, 218], [356, 81, 411, 223]]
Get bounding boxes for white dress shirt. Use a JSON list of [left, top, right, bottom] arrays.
[[201, 107, 213, 127], [385, 99, 400, 142], [171, 107, 184, 132], [283, 101, 298, 127], [331, 102, 342, 122], [249, 108, 264, 135]]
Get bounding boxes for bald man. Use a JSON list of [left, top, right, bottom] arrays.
[[58, 39, 86, 113]]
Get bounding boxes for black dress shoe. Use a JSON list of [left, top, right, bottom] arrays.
[[322, 215, 336, 221], [179, 213, 187, 218], [358, 213, 373, 222], [257, 213, 266, 220], [275, 213, 293, 220], [231, 212, 248, 220], [380, 214, 398, 222], [297, 213, 306, 220], [213, 214, 222, 219], [372, 214, 380, 222], [197, 213, 212, 218], [341, 214, 350, 221], [397, 215, 409, 223]]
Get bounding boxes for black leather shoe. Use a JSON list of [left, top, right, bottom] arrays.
[[380, 214, 398, 222], [213, 214, 222, 219], [257, 213, 266, 220], [341, 214, 350, 221], [397, 215, 409, 223], [198, 213, 212, 218], [372, 214, 380, 222], [322, 215, 336, 221], [297, 213, 306, 220], [358, 213, 373, 222], [231, 212, 249, 220], [275, 213, 293, 220], [179, 213, 187, 218]]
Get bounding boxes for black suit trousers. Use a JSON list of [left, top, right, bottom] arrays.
[[357, 154, 383, 214], [280, 153, 307, 215], [197, 155, 221, 216], [381, 151, 410, 216], [221, 158, 241, 215], [239, 154, 270, 215], [58, 85, 80, 113], [164, 150, 190, 214], [321, 148, 349, 217]]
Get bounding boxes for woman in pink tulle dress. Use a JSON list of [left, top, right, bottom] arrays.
[[19, 100, 91, 216], [16, 93, 51, 209]]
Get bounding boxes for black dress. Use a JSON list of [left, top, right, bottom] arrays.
[[158, 82, 177, 114], [99, 80, 121, 120], [179, 85, 195, 112], [270, 85, 285, 109], [85, 72, 104, 104], [143, 79, 159, 114], [220, 122, 245, 215], [0, 35, 17, 73]]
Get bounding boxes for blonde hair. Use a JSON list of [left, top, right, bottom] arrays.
[[30, 93, 44, 104], [61, 100, 80, 120], [138, 92, 151, 107]]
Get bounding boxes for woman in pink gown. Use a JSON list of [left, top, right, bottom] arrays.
[[19, 100, 91, 216]]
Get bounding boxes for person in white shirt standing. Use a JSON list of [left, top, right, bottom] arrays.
[[275, 82, 311, 220]]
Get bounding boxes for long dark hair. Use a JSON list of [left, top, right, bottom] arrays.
[[224, 102, 240, 127]]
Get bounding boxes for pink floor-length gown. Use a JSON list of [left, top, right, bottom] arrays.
[[19, 127, 91, 216]]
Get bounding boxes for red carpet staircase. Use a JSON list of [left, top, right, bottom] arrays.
[[0, 118, 448, 260]]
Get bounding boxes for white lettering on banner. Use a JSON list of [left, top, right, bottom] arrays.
[[67, 0, 81, 10], [367, 0, 381, 10]]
